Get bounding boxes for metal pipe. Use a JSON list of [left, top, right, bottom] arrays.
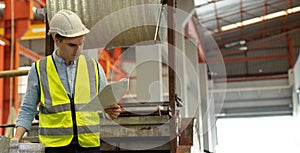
[[154, 4, 164, 41], [0, 70, 29, 78], [9, 0, 15, 137]]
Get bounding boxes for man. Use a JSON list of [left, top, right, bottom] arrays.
[[12, 10, 122, 153]]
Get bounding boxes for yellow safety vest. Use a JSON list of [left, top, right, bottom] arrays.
[[35, 55, 100, 147]]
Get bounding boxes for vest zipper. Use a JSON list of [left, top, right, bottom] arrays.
[[69, 95, 78, 142]]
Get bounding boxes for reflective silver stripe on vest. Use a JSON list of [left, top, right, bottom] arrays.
[[85, 56, 96, 98], [40, 103, 99, 114], [40, 103, 70, 114], [39, 125, 100, 136], [39, 57, 52, 106]]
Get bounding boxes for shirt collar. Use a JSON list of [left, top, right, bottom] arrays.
[[52, 49, 77, 66]]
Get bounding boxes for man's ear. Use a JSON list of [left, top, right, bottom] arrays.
[[53, 35, 61, 46]]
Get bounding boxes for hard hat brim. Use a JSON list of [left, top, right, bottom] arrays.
[[48, 28, 90, 38]]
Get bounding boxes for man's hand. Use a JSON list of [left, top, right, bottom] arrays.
[[104, 103, 122, 120]]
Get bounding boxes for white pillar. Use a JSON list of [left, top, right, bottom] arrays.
[[135, 44, 164, 102], [199, 63, 217, 153], [184, 38, 204, 151]]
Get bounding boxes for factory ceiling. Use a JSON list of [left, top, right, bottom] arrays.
[[195, 0, 300, 80]]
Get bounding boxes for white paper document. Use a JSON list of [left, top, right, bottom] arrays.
[[81, 78, 129, 110], [97, 78, 129, 108]]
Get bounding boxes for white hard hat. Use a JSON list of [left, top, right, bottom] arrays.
[[48, 10, 90, 37]]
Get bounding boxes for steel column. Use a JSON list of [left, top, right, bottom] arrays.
[[0, 45, 4, 135], [167, 0, 177, 152], [45, 14, 54, 56]]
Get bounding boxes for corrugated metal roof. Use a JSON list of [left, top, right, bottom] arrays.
[[46, 0, 165, 49]]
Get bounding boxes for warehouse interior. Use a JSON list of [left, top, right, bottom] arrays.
[[0, 0, 300, 152]]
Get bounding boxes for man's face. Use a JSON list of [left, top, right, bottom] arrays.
[[55, 35, 85, 63]]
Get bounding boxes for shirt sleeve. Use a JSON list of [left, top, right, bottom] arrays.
[[97, 62, 107, 91], [15, 63, 40, 131]]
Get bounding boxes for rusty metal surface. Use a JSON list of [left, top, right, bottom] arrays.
[[46, 0, 166, 49], [178, 118, 202, 153], [180, 118, 199, 147], [176, 146, 201, 153]]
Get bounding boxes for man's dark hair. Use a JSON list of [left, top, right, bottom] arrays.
[[55, 33, 66, 42]]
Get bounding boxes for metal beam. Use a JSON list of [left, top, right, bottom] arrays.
[[185, 17, 206, 63], [20, 23, 46, 40], [19, 45, 42, 61], [208, 54, 289, 64], [34, 0, 46, 7]]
